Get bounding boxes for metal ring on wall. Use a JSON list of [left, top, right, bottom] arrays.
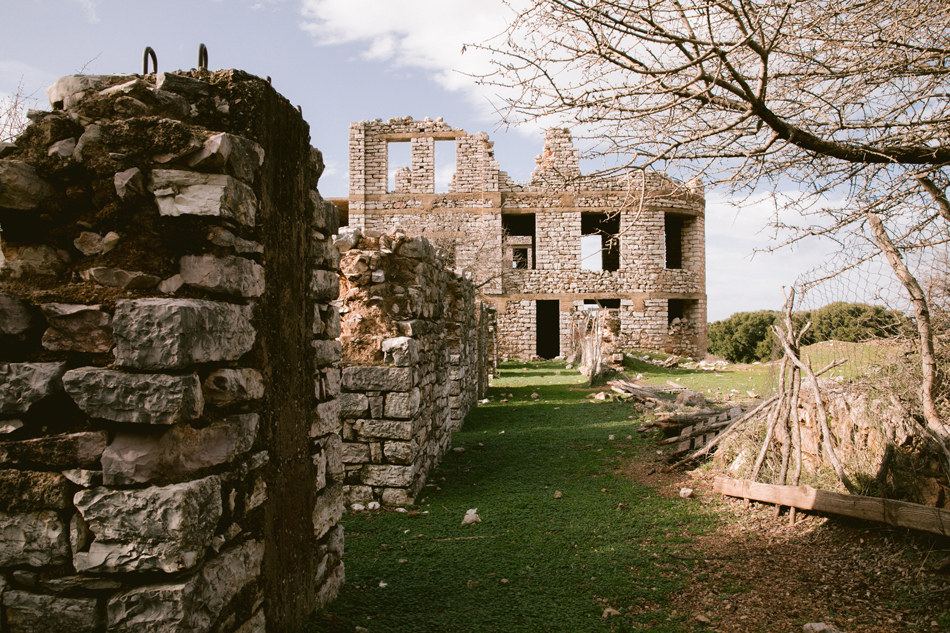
[[198, 44, 208, 71], [143, 47, 157, 75]]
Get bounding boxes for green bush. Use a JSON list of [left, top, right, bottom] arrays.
[[707, 310, 777, 363], [795, 302, 906, 345], [708, 303, 908, 364]]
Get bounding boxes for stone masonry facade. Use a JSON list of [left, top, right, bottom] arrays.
[[0, 69, 344, 632], [336, 117, 707, 360]]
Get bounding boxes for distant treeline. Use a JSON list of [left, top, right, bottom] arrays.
[[707, 302, 907, 363]]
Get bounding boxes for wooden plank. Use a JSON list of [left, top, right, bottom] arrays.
[[714, 477, 950, 537]]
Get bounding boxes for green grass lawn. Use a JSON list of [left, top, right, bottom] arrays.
[[311, 361, 719, 633]]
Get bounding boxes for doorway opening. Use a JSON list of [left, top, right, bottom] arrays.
[[536, 300, 560, 359]]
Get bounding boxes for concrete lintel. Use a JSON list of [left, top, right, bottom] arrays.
[[376, 131, 468, 141]]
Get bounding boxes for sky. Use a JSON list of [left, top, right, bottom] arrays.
[[0, 0, 847, 321]]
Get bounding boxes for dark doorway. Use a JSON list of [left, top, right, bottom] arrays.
[[536, 300, 560, 359]]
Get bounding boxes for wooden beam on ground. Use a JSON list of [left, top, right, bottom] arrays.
[[714, 477, 950, 538]]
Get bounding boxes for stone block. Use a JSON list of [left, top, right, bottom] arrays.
[[0, 362, 66, 414], [0, 295, 32, 338], [313, 482, 343, 540], [342, 366, 413, 392], [39, 303, 113, 352], [0, 161, 55, 210], [380, 487, 413, 506], [113, 298, 255, 370], [64, 368, 203, 425], [73, 475, 222, 573], [381, 337, 419, 366], [208, 226, 263, 254], [361, 464, 414, 488], [180, 254, 264, 297], [107, 539, 263, 633], [46, 73, 134, 107], [202, 368, 264, 406], [0, 510, 70, 567], [61, 469, 102, 488], [343, 485, 373, 505], [310, 398, 341, 437], [185, 132, 265, 183], [0, 244, 71, 279], [384, 388, 421, 420], [72, 231, 103, 256], [338, 393, 368, 419], [312, 339, 342, 366], [382, 441, 413, 465], [155, 72, 211, 97], [114, 167, 145, 200], [80, 266, 160, 289], [355, 418, 413, 441], [324, 434, 343, 481], [39, 575, 121, 593], [3, 591, 100, 633], [311, 269, 340, 302], [341, 443, 370, 464], [150, 169, 258, 226], [0, 431, 107, 469], [0, 470, 71, 512], [315, 560, 345, 609], [101, 414, 258, 484]]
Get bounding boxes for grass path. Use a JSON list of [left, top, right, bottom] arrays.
[[311, 361, 720, 632]]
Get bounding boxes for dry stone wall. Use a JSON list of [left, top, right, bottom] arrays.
[[334, 228, 491, 507], [343, 120, 707, 360], [0, 69, 342, 632]]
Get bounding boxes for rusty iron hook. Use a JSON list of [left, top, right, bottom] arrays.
[[143, 47, 157, 75], [198, 43, 208, 71]]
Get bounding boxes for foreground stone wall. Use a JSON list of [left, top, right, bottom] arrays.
[[0, 69, 341, 632], [335, 228, 491, 506], [341, 118, 707, 360]]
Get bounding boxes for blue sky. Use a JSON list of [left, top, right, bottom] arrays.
[[0, 0, 842, 321]]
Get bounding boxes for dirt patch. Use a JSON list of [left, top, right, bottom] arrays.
[[622, 453, 950, 632]]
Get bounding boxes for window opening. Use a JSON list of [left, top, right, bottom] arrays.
[[435, 140, 456, 193], [502, 213, 536, 270], [512, 248, 529, 269], [388, 141, 411, 194], [668, 299, 685, 324], [665, 214, 684, 269], [581, 213, 620, 271]]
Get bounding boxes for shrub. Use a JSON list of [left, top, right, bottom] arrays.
[[707, 310, 777, 363]]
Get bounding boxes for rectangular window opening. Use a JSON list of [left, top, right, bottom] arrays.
[[581, 213, 620, 271], [503, 213, 536, 270], [388, 141, 411, 194], [435, 140, 456, 193], [665, 214, 684, 269], [668, 299, 685, 325], [512, 248, 529, 269]]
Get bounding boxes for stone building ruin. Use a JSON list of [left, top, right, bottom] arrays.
[[333, 117, 707, 360]]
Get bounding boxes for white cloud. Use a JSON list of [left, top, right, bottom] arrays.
[[72, 0, 100, 23], [297, 1, 533, 122]]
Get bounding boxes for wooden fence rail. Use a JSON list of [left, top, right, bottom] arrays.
[[714, 477, 950, 537]]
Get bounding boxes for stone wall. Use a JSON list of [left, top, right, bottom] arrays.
[[341, 118, 707, 360], [0, 69, 342, 632], [334, 228, 492, 506]]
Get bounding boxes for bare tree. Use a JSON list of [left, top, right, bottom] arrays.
[[0, 78, 34, 144], [478, 0, 950, 452]]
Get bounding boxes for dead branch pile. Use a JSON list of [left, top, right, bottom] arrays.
[[665, 291, 857, 493]]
